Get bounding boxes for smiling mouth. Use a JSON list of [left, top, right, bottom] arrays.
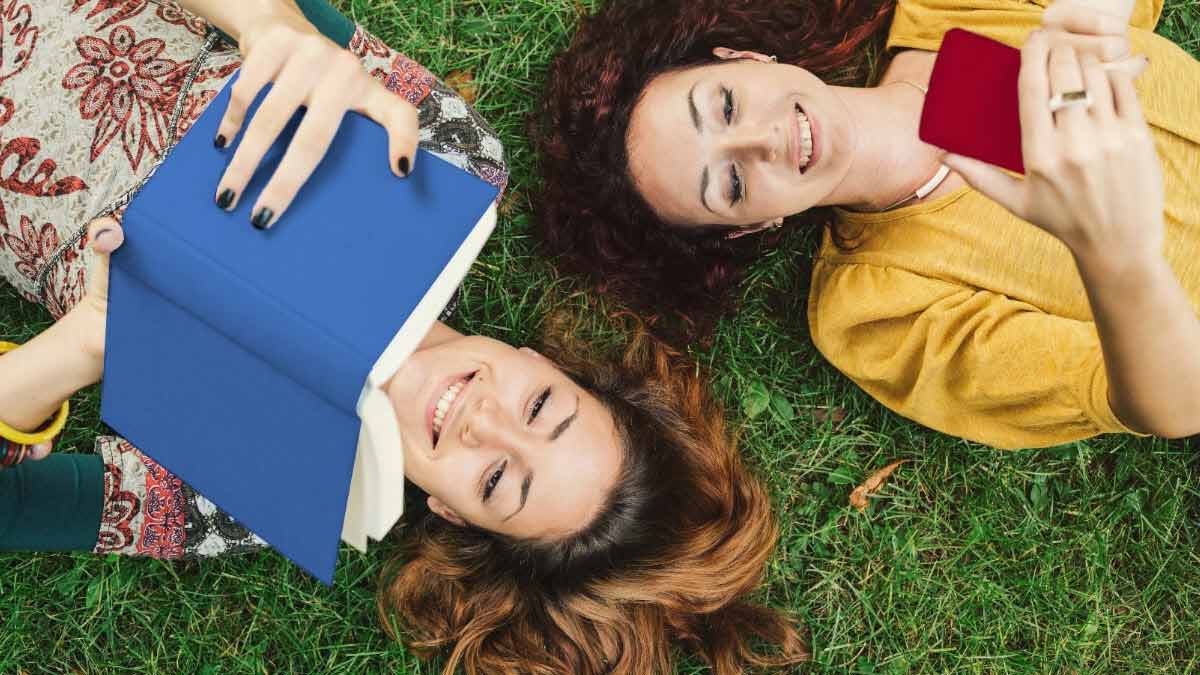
[[794, 103, 814, 173], [431, 371, 477, 446]]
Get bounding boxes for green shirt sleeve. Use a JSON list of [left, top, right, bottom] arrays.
[[212, 0, 356, 48], [0, 454, 104, 552]]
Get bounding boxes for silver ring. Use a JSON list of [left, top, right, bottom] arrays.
[[1048, 90, 1092, 113]]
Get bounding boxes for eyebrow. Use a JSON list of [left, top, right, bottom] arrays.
[[688, 83, 703, 132], [551, 395, 580, 442], [502, 471, 533, 522], [689, 84, 716, 214]]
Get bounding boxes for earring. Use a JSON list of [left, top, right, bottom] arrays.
[[768, 55, 778, 63]]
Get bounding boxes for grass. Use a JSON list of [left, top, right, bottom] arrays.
[[3, 1, 1199, 673]]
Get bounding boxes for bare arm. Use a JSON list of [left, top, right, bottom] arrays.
[[0, 220, 118, 433], [1078, 252, 1200, 437], [175, 0, 303, 44]]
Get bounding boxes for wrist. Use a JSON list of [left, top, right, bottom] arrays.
[[61, 304, 106, 383], [1073, 244, 1169, 295]]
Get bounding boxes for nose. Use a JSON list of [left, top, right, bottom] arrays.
[[460, 394, 524, 451], [721, 124, 780, 162]]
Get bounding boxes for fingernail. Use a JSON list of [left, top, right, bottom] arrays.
[[216, 188, 235, 210], [214, 134, 227, 149], [251, 207, 274, 230], [397, 156, 410, 177]]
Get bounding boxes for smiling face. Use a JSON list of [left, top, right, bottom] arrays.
[[386, 335, 623, 541], [626, 57, 857, 229]]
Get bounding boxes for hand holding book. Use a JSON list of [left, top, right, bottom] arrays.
[[202, 1, 419, 230]]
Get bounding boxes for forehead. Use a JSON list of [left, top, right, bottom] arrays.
[[516, 387, 623, 540], [628, 67, 707, 225]]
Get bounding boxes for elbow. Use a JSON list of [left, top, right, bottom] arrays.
[[1150, 421, 1200, 440]]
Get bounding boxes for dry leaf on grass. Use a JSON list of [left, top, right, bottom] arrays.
[[810, 406, 848, 426], [849, 460, 908, 512], [445, 69, 478, 105]]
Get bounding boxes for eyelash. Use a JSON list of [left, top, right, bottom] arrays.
[[528, 386, 551, 424], [722, 88, 743, 205], [483, 459, 507, 502]]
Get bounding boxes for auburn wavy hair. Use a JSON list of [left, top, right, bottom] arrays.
[[533, 0, 896, 340], [376, 324, 807, 674]]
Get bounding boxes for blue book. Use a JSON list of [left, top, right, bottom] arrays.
[[100, 76, 500, 584]]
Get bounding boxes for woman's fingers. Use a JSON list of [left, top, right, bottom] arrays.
[[251, 97, 345, 227], [213, 46, 286, 152], [1109, 69, 1146, 126], [215, 63, 313, 226], [1048, 44, 1089, 126], [943, 153, 1028, 219], [354, 84, 420, 178], [1042, 0, 1127, 37], [1081, 54, 1117, 125], [1018, 31, 1055, 164], [1047, 30, 1130, 62]]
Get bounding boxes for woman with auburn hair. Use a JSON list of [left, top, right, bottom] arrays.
[[0, 1, 803, 672], [534, 0, 1200, 450]]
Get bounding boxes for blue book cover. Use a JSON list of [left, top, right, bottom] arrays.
[[100, 76, 500, 584]]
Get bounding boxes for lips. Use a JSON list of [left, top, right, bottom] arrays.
[[427, 371, 476, 447], [792, 102, 817, 174]]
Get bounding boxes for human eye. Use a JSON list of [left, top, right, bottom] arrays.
[[482, 459, 507, 502], [528, 386, 551, 424], [729, 165, 743, 206], [723, 87, 735, 124]]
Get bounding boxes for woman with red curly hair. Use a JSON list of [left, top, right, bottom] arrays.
[[535, 0, 1200, 450]]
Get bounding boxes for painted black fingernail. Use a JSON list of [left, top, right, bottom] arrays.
[[214, 134, 227, 149], [398, 156, 410, 177], [251, 207, 274, 230], [217, 188, 235, 210]]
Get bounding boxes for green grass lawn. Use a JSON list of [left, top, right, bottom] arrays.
[[3, 1, 1199, 673]]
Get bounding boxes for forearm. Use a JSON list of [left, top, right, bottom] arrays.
[[0, 310, 101, 432], [1077, 251, 1200, 438], [1052, 0, 1137, 25], [176, 0, 302, 43]]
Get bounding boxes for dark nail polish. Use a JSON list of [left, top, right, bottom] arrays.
[[397, 156, 410, 177], [214, 134, 227, 149], [251, 207, 274, 230], [216, 188, 235, 210]]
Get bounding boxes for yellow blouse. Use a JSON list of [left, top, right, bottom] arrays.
[[0, 342, 71, 446], [808, 0, 1200, 449]]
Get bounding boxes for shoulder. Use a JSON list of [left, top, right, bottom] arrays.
[[808, 260, 971, 359], [347, 25, 509, 194]]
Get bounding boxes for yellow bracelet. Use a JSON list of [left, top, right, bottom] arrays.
[[0, 341, 71, 445]]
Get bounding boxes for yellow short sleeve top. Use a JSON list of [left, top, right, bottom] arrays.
[[807, 0, 1200, 449]]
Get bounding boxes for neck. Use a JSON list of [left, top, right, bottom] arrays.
[[419, 321, 462, 351], [820, 82, 943, 211]]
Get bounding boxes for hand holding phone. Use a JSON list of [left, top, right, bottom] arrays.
[[939, 32, 1162, 264]]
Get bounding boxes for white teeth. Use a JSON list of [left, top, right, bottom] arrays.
[[432, 381, 465, 437], [796, 106, 813, 170]]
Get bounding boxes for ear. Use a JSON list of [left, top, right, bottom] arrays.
[[712, 47, 777, 64], [518, 347, 548, 361], [725, 218, 783, 240], [426, 496, 467, 528]]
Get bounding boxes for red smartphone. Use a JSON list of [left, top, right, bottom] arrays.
[[920, 28, 1025, 174]]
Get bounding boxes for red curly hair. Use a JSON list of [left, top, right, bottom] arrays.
[[533, 0, 896, 340]]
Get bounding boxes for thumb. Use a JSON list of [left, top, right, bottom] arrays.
[[942, 153, 1028, 218], [86, 216, 124, 302]]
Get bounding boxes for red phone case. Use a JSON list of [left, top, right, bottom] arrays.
[[920, 28, 1025, 174]]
